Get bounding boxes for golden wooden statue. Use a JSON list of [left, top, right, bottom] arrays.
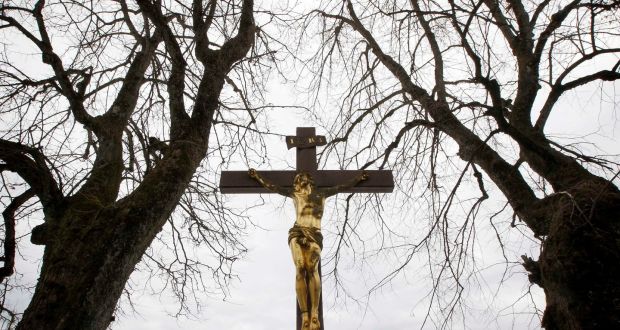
[[248, 169, 368, 330]]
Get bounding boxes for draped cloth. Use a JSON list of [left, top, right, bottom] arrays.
[[288, 224, 323, 250]]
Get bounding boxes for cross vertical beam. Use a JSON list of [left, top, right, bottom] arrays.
[[295, 127, 318, 172], [293, 127, 323, 330]]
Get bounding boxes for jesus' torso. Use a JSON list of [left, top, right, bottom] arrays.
[[292, 188, 325, 228]]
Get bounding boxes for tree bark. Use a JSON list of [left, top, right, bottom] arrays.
[[536, 179, 620, 329], [18, 209, 144, 330]]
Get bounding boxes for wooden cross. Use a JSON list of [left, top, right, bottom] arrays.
[[220, 127, 394, 330]]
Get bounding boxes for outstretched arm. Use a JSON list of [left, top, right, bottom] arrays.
[[248, 169, 291, 197], [323, 171, 369, 197]]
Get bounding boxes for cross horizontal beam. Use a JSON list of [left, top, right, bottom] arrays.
[[220, 170, 394, 194]]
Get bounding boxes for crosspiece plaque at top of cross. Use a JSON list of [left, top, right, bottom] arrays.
[[219, 127, 394, 330]]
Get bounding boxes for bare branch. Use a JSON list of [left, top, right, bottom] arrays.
[[533, 0, 581, 63], [538, 78, 617, 131], [136, 0, 191, 140], [0, 139, 63, 208], [0, 189, 35, 283]]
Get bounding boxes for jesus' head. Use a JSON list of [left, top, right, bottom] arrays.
[[293, 172, 314, 193]]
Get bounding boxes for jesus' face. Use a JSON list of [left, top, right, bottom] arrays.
[[294, 172, 314, 193]]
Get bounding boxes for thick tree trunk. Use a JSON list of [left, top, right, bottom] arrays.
[[17, 205, 161, 330], [18, 138, 205, 329], [536, 179, 620, 329]]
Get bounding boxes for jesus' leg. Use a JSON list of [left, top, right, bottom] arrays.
[[290, 239, 310, 329], [307, 244, 321, 330]]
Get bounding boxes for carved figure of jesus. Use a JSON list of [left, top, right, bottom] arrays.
[[248, 169, 368, 330]]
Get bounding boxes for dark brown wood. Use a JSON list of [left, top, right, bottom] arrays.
[[220, 170, 394, 194], [297, 127, 321, 330], [296, 127, 318, 172], [219, 127, 394, 330]]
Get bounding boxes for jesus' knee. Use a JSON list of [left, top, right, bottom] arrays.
[[309, 250, 320, 269], [295, 268, 306, 282], [307, 267, 319, 281]]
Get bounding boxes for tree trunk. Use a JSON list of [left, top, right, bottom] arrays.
[[537, 179, 620, 329], [17, 205, 158, 330], [17, 138, 205, 329]]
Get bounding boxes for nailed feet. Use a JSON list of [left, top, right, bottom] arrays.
[[309, 316, 320, 330], [300, 312, 320, 330]]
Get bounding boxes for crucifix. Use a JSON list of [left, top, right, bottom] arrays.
[[220, 127, 394, 330]]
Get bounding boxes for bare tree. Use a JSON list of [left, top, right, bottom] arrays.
[[294, 0, 620, 329], [0, 0, 281, 328]]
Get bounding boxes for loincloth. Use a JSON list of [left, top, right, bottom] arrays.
[[288, 224, 323, 250]]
